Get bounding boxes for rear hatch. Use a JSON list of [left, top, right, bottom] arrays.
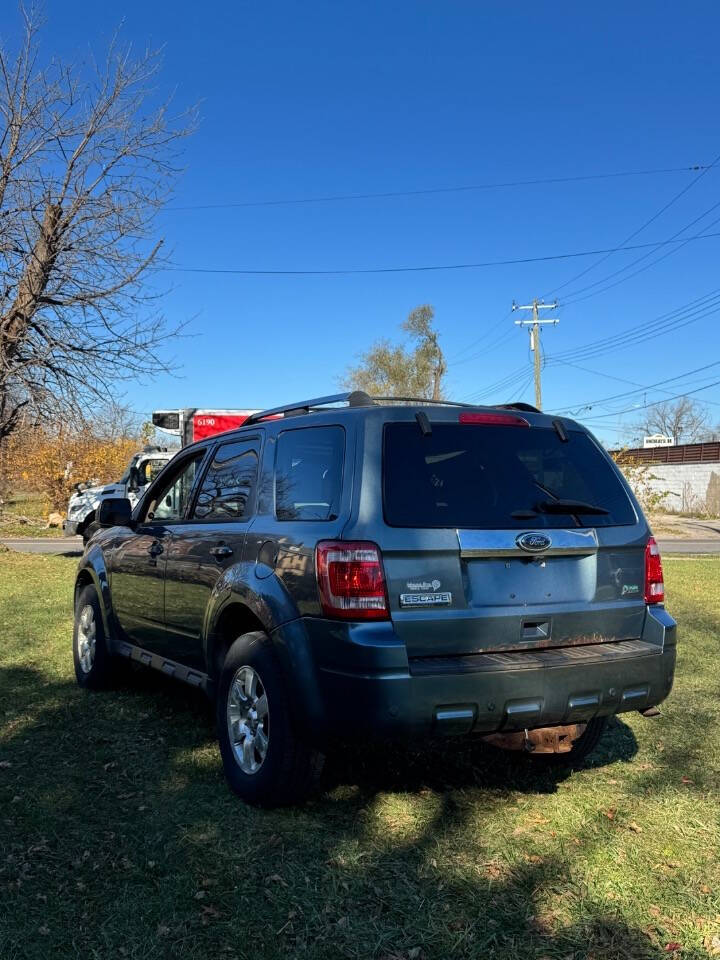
[[380, 413, 647, 658]]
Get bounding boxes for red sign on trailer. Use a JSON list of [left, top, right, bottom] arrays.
[[152, 407, 267, 446], [191, 411, 257, 441]]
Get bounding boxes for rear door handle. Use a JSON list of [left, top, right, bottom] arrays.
[[148, 541, 164, 558], [210, 545, 233, 560]]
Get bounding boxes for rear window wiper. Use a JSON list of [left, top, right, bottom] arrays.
[[536, 498, 609, 516]]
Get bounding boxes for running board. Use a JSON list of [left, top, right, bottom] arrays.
[[116, 641, 209, 692]]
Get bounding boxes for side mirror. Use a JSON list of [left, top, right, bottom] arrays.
[[98, 497, 133, 528]]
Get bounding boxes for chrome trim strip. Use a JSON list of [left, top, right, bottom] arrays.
[[457, 527, 598, 557], [435, 708, 475, 722]]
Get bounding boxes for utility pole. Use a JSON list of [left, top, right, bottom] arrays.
[[511, 299, 559, 410]]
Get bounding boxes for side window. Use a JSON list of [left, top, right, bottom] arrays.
[[146, 454, 204, 522], [140, 458, 168, 487], [275, 426, 344, 521], [192, 438, 259, 521]]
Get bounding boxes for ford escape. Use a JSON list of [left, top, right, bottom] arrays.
[[72, 392, 676, 805]]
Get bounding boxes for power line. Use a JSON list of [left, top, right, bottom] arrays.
[[546, 287, 720, 365], [461, 288, 720, 406], [545, 360, 720, 414], [170, 228, 720, 276], [166, 164, 711, 212], [446, 309, 514, 362], [575, 376, 720, 421], [461, 363, 532, 402], [561, 201, 720, 307], [448, 322, 516, 367], [543, 152, 720, 300], [544, 357, 720, 410]]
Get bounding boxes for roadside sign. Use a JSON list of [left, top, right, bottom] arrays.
[[643, 434, 674, 448]]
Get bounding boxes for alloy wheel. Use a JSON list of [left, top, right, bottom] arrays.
[[226, 665, 269, 775], [76, 604, 97, 674]]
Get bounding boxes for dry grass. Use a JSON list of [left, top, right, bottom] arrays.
[[0, 553, 719, 959]]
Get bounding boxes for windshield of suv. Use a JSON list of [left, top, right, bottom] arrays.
[[383, 423, 635, 529]]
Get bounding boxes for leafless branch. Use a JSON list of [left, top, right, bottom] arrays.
[[0, 5, 196, 442]]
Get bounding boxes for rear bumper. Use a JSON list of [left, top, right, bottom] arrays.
[[274, 606, 677, 741]]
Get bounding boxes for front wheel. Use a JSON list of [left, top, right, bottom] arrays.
[[216, 631, 324, 806], [73, 584, 114, 688]]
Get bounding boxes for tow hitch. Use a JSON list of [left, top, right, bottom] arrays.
[[482, 723, 586, 755]]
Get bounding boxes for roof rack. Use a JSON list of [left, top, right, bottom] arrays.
[[243, 391, 374, 426], [372, 396, 471, 408], [243, 393, 541, 427]]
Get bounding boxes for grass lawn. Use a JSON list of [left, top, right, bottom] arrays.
[[0, 553, 719, 959], [0, 491, 63, 538]]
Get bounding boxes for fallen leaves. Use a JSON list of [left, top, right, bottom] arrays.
[[704, 935, 720, 956]]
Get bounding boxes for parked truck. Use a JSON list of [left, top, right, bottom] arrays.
[[64, 445, 174, 542], [64, 408, 260, 542], [151, 408, 260, 447]]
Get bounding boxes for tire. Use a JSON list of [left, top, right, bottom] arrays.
[[531, 717, 608, 767], [73, 584, 115, 689], [82, 520, 100, 545], [216, 630, 324, 807]]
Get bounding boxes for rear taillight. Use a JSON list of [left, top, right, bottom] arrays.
[[459, 412, 529, 427], [315, 541, 389, 620], [644, 537, 665, 604]]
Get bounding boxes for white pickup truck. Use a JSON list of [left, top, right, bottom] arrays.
[[64, 408, 260, 542], [64, 446, 173, 542]]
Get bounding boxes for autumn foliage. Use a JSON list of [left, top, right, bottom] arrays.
[[1, 424, 150, 511]]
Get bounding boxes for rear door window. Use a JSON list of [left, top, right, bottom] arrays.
[[192, 438, 260, 521], [275, 426, 344, 521], [383, 422, 635, 528]]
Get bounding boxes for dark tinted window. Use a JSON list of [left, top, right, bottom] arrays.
[[384, 423, 635, 528], [275, 426, 344, 521], [193, 439, 259, 521]]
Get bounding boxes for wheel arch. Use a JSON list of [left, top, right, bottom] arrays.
[[74, 555, 113, 644], [207, 601, 268, 686]]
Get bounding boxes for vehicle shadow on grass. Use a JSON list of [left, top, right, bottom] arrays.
[[1, 663, 668, 960], [322, 713, 638, 799], [110, 658, 641, 800]]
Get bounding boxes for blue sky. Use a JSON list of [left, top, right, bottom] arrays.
[[34, 1, 720, 443]]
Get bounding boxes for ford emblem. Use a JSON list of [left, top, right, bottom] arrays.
[[516, 532, 552, 553]]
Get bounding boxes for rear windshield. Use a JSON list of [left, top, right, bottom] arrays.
[[383, 423, 635, 528]]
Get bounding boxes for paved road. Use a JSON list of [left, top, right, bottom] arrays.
[[3, 535, 719, 557], [1, 537, 83, 555], [657, 539, 720, 555]]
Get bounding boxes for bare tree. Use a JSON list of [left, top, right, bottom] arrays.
[[634, 397, 710, 445], [0, 6, 195, 445], [342, 304, 447, 400]]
